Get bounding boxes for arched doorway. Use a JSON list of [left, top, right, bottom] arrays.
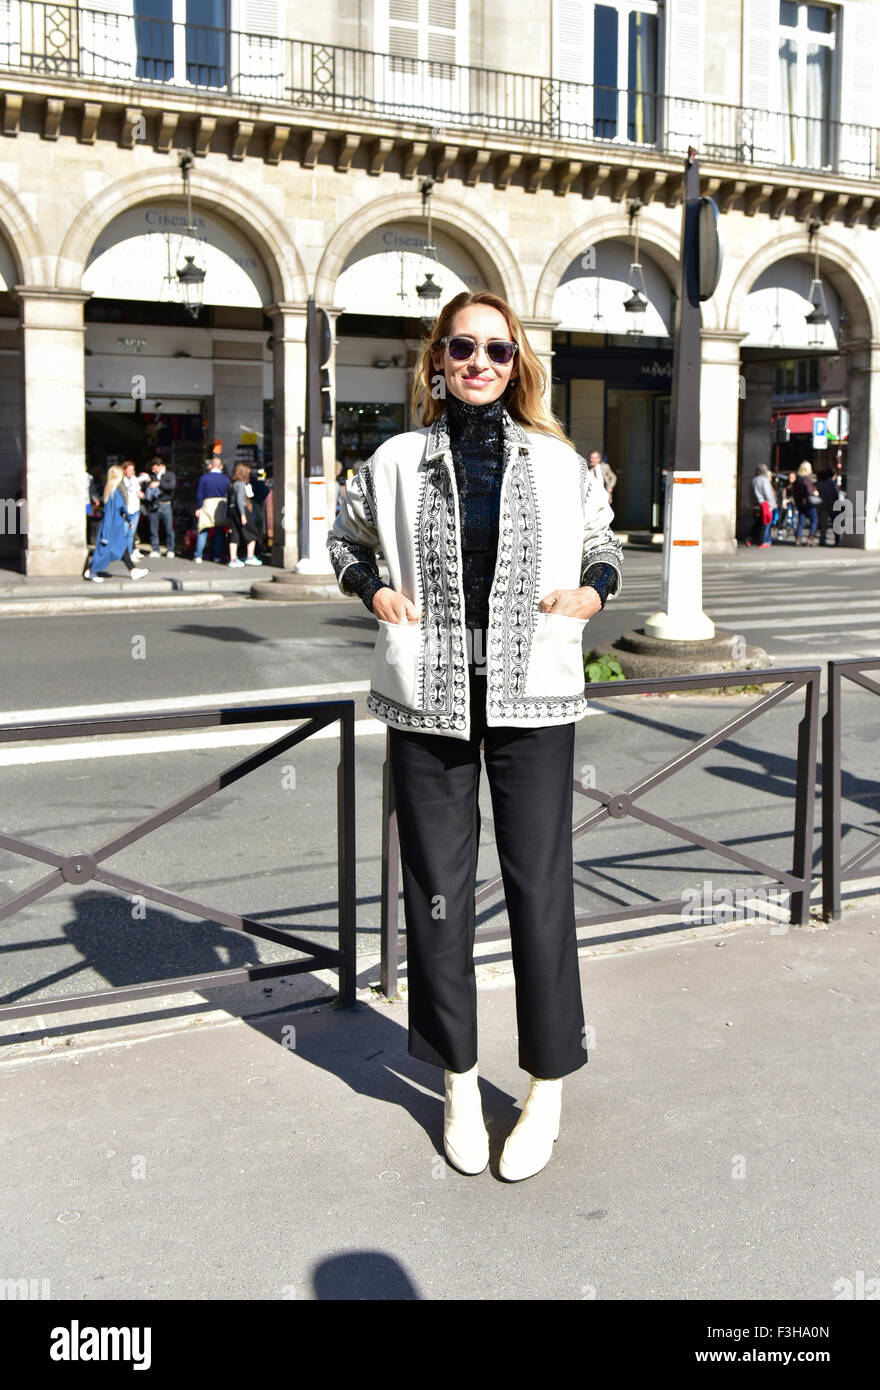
[[548, 238, 675, 532], [82, 198, 275, 548], [332, 220, 490, 470], [737, 247, 869, 543]]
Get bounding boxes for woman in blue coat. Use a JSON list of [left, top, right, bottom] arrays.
[[84, 465, 150, 582]]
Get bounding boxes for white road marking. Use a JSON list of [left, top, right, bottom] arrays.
[[0, 721, 386, 765], [0, 682, 370, 728]]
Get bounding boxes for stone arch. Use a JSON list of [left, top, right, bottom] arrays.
[[314, 193, 526, 314], [533, 210, 720, 329], [55, 166, 305, 304], [0, 180, 49, 287], [725, 229, 878, 342]]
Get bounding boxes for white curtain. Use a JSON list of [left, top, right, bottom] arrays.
[[805, 42, 830, 167], [778, 36, 796, 164]]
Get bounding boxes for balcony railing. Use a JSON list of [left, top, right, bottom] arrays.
[[2, 2, 879, 182]]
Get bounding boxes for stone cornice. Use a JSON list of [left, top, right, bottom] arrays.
[[1, 73, 879, 226]]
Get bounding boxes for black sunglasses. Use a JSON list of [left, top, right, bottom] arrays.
[[439, 335, 519, 366]]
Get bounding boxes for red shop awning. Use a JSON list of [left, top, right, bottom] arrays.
[[779, 410, 829, 434]]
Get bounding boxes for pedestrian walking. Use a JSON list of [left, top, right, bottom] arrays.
[[194, 448, 229, 563], [816, 467, 841, 546], [747, 463, 776, 547], [85, 468, 100, 545], [588, 449, 617, 498], [226, 462, 262, 567], [793, 460, 821, 545], [327, 290, 623, 1182], [121, 460, 145, 560], [145, 457, 176, 557], [83, 464, 149, 582]]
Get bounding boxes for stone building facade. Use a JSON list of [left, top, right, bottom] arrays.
[[1, 0, 879, 574]]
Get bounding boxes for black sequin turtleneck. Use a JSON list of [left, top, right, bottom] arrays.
[[446, 390, 507, 631]]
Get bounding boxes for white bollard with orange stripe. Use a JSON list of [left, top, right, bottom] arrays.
[[644, 471, 715, 640], [295, 476, 333, 573]]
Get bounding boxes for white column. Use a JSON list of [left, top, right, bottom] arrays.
[[16, 287, 91, 576], [519, 317, 559, 409], [845, 338, 880, 551], [266, 301, 307, 571], [700, 328, 744, 555]]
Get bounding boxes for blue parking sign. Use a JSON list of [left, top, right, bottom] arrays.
[[813, 417, 828, 449]]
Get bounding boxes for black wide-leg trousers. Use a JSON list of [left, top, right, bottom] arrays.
[[387, 661, 588, 1079]]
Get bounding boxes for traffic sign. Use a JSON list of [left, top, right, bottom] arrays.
[[826, 406, 849, 442], [813, 417, 828, 450]]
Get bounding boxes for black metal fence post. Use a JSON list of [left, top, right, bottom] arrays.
[[822, 660, 842, 921], [379, 729, 400, 998]]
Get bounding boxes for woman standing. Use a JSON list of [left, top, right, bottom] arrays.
[[793, 460, 821, 546], [226, 462, 262, 567], [83, 464, 149, 582], [747, 463, 776, 547], [327, 291, 622, 1181]]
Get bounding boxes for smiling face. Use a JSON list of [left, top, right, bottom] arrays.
[[431, 303, 518, 406]]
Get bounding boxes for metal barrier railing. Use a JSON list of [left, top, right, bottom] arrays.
[[822, 657, 880, 921], [0, 701, 357, 1023], [380, 665, 821, 997]]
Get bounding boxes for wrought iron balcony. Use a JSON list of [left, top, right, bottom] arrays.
[[2, 2, 879, 183]]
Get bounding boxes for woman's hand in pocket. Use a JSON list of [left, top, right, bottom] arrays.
[[538, 586, 602, 619], [372, 586, 422, 624]]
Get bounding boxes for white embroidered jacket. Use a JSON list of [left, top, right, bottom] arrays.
[[327, 408, 624, 741]]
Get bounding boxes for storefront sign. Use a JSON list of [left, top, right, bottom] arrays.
[[85, 205, 271, 307]]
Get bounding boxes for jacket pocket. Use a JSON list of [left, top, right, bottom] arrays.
[[371, 618, 422, 708], [527, 611, 589, 697]]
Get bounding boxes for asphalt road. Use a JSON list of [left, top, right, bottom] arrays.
[[2, 549, 879, 717], [1, 548, 878, 1013]]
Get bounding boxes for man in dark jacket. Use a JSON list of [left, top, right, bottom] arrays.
[[816, 468, 841, 546], [145, 457, 176, 556]]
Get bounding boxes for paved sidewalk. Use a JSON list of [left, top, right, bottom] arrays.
[[3, 542, 879, 613], [1, 890, 877, 1301]]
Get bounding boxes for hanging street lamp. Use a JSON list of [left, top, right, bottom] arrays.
[[624, 199, 648, 337], [176, 150, 207, 319], [417, 176, 442, 324], [805, 220, 829, 349]]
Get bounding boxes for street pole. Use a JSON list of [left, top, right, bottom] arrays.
[[645, 147, 715, 641], [296, 295, 334, 573]]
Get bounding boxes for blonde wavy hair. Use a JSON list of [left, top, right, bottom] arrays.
[[411, 291, 571, 444], [103, 463, 124, 503]]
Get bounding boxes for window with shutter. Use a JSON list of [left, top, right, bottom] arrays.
[[232, 0, 283, 99], [552, 1, 660, 146], [375, 0, 468, 119], [664, 0, 701, 153], [81, 0, 138, 81], [838, 0, 876, 177]]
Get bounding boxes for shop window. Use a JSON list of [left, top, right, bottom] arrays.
[[772, 356, 820, 397], [337, 404, 406, 471]]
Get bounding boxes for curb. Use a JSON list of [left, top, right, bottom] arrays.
[[0, 592, 237, 618]]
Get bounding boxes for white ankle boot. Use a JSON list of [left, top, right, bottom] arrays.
[[443, 1062, 489, 1175], [498, 1076, 562, 1181]]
